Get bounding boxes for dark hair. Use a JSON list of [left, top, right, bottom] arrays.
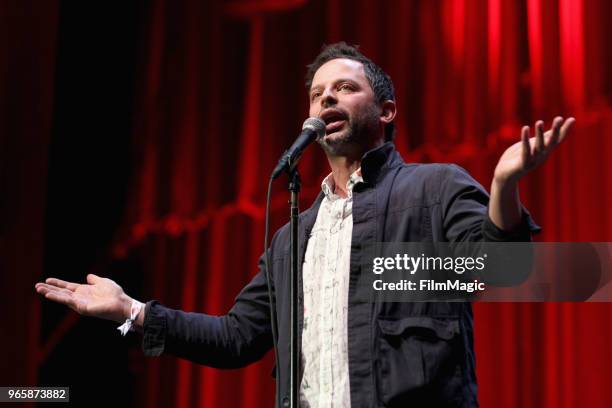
[[305, 42, 396, 141]]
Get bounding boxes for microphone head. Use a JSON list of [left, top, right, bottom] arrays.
[[302, 117, 326, 139]]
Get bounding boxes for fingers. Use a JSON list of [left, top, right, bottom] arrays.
[[86, 274, 101, 285], [521, 126, 531, 163], [35, 284, 78, 309], [534, 120, 545, 153], [35, 283, 74, 297], [523, 116, 575, 152], [549, 116, 564, 145], [43, 291, 78, 310], [45, 277, 78, 291], [558, 117, 575, 144]]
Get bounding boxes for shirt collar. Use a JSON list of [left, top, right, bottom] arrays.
[[320, 168, 364, 200]]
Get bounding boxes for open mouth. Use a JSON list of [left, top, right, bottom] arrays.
[[325, 119, 346, 134], [320, 109, 347, 135]]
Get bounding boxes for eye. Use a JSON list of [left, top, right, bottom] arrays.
[[338, 83, 354, 92], [310, 91, 321, 101]]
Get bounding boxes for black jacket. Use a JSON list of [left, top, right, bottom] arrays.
[[141, 143, 539, 407]]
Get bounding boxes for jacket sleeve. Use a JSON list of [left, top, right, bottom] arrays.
[[439, 164, 541, 243], [141, 253, 273, 369]]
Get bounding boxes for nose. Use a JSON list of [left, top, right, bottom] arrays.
[[320, 87, 337, 108]]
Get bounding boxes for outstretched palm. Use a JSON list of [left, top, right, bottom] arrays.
[[494, 116, 575, 183], [35, 274, 128, 323]]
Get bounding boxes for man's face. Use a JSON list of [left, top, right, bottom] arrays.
[[308, 58, 381, 155]]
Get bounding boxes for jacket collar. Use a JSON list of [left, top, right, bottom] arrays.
[[359, 141, 403, 185], [298, 142, 403, 227]]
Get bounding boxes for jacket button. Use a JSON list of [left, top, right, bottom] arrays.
[[282, 396, 289, 407]]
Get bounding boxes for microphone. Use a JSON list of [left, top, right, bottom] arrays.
[[271, 117, 326, 180]]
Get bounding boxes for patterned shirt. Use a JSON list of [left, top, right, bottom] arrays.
[[300, 169, 364, 408]]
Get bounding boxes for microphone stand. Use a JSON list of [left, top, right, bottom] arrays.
[[288, 168, 301, 408], [269, 117, 323, 407]]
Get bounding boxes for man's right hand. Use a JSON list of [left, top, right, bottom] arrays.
[[35, 274, 136, 324]]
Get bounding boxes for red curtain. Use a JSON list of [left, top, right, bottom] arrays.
[[0, 0, 59, 394], [10, 0, 611, 406]]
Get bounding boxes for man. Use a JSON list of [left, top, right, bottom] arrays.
[[35, 43, 574, 407]]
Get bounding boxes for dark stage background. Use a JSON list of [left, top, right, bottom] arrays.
[[1, 0, 611, 407]]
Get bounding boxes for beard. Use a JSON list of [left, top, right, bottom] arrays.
[[317, 104, 380, 156]]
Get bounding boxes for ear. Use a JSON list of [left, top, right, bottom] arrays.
[[379, 100, 396, 125]]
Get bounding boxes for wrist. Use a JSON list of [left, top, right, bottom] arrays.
[[118, 294, 134, 322], [489, 177, 522, 232], [116, 297, 145, 336], [492, 174, 519, 192]]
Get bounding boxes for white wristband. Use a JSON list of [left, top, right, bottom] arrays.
[[117, 299, 144, 336]]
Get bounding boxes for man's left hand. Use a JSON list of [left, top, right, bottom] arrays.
[[488, 116, 575, 231], [494, 116, 575, 184]]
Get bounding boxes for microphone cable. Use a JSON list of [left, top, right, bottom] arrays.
[[264, 176, 282, 408]]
